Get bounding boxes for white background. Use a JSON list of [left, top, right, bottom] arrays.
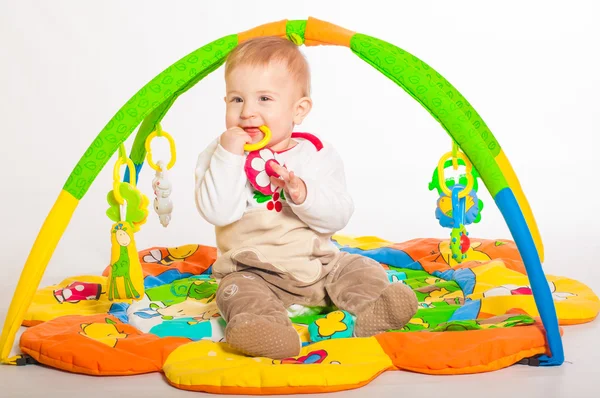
[[1, 1, 599, 396]]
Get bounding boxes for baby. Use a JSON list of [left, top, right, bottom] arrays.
[[195, 36, 417, 359]]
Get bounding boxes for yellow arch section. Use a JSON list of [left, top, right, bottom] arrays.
[[0, 191, 78, 361], [495, 150, 544, 262]]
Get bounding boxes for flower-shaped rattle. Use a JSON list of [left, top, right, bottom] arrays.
[[243, 126, 288, 195]]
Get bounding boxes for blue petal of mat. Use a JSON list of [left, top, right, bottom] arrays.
[[108, 302, 130, 323], [144, 269, 194, 289], [149, 318, 213, 340], [454, 268, 476, 296], [340, 247, 422, 270], [386, 270, 407, 282], [449, 299, 481, 321]]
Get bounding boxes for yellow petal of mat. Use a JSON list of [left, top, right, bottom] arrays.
[[163, 337, 392, 391], [23, 276, 131, 325], [332, 235, 393, 251], [292, 324, 311, 344], [471, 262, 600, 323]]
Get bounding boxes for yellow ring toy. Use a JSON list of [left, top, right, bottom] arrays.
[[243, 125, 272, 152], [145, 129, 177, 171], [112, 144, 137, 205], [437, 150, 474, 198]]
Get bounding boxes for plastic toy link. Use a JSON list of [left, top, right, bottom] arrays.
[[243, 125, 272, 152], [431, 142, 481, 263], [105, 143, 148, 301], [145, 124, 176, 227]]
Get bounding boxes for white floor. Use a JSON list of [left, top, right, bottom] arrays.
[[1, 290, 599, 398]]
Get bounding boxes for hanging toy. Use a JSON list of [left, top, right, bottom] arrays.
[[145, 124, 176, 227], [430, 143, 481, 264], [105, 144, 149, 301], [152, 161, 173, 227], [243, 125, 289, 195], [448, 186, 470, 262], [429, 146, 484, 226]]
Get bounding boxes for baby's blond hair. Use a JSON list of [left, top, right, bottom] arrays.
[[225, 36, 311, 97]]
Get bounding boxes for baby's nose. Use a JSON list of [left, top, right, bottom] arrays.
[[240, 104, 257, 119]]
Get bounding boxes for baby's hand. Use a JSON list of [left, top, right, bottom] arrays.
[[269, 163, 307, 205], [220, 127, 252, 155]]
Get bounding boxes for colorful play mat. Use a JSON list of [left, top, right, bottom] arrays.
[[15, 236, 600, 394]]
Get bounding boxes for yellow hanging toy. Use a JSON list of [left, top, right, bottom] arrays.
[[105, 144, 149, 301]]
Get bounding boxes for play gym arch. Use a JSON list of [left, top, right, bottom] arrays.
[[0, 17, 562, 366]]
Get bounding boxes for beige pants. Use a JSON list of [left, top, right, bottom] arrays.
[[216, 251, 390, 326], [216, 251, 418, 359]]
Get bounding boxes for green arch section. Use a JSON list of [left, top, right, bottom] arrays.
[[64, 19, 508, 202], [129, 20, 310, 167], [349, 33, 507, 197], [129, 55, 226, 165], [63, 34, 238, 200]]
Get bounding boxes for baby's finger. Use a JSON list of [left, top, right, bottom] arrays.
[[230, 127, 247, 135], [290, 190, 301, 202], [288, 171, 300, 189], [270, 176, 285, 189], [272, 163, 289, 180]]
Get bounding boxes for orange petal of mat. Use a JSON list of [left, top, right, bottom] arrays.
[[20, 314, 190, 376], [102, 244, 216, 278], [376, 320, 561, 375]]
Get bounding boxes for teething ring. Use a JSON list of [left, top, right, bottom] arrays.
[[145, 129, 177, 171], [437, 151, 474, 198], [244, 125, 272, 152], [113, 144, 137, 205]]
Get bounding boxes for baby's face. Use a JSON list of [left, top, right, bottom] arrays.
[[225, 61, 309, 151]]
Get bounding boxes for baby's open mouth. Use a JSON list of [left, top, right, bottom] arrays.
[[243, 126, 262, 135]]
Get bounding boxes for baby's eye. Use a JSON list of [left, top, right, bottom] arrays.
[[231, 97, 243, 103], [259, 96, 271, 101]]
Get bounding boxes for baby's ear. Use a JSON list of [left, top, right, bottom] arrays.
[[223, 96, 227, 103], [293, 96, 313, 125]]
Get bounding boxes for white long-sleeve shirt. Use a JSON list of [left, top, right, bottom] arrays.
[[194, 133, 354, 235]]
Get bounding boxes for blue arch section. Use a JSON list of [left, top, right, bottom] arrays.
[[495, 188, 563, 366]]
